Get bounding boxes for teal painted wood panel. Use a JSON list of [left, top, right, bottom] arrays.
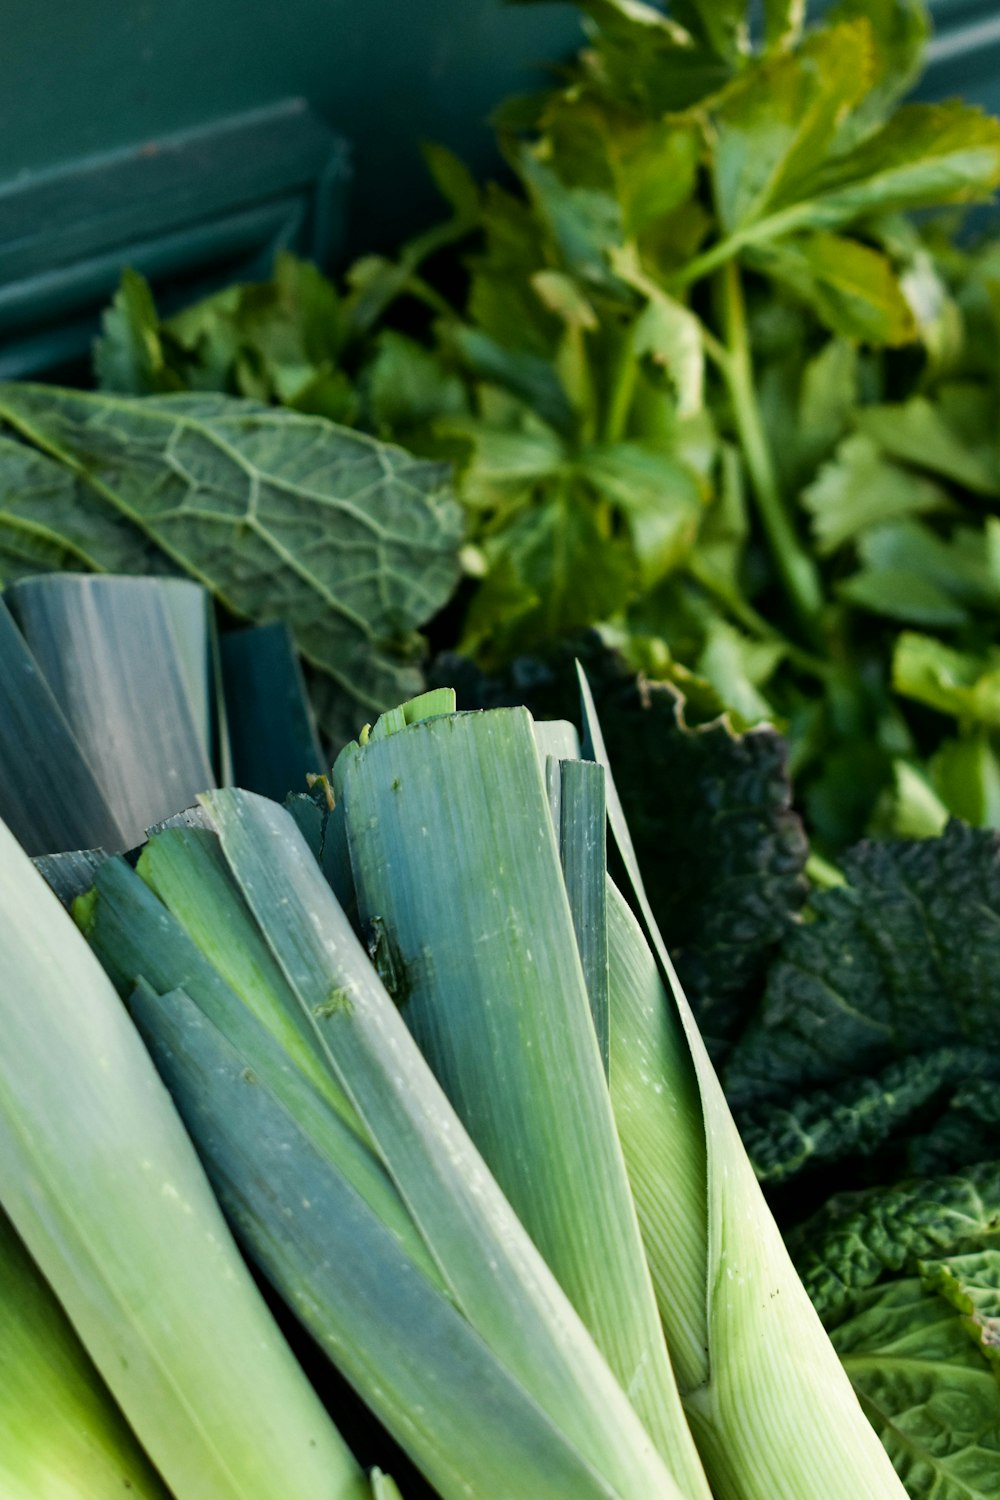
[[923, 0, 1000, 114], [0, 2, 582, 253], [0, 1, 583, 374]]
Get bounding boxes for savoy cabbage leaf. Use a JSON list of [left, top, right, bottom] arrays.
[[788, 1167, 1000, 1497], [0, 385, 463, 743], [725, 821, 1000, 1109]]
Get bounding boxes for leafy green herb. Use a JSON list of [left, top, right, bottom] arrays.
[[78, 0, 1000, 847]]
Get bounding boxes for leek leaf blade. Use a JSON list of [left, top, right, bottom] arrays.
[[0, 816, 366, 1500], [579, 664, 910, 1499], [5, 574, 215, 850], [0, 598, 127, 856], [200, 786, 690, 1500], [130, 979, 627, 1500], [0, 1207, 169, 1500], [338, 708, 710, 1496]]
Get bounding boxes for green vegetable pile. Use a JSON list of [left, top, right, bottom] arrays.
[[0, 594, 919, 1500], [0, 581, 997, 1498], [70, 0, 1000, 852], [0, 2, 999, 1496]]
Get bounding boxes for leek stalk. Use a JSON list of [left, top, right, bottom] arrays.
[[79, 794, 691, 1500], [338, 707, 712, 1499], [0, 815, 369, 1500], [580, 671, 911, 1500], [0, 1207, 168, 1500]]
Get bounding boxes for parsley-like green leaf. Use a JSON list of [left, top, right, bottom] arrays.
[[858, 397, 1000, 498], [893, 633, 1000, 727], [802, 436, 951, 555], [745, 233, 916, 345]]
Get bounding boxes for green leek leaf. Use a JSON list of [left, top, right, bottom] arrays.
[[578, 665, 910, 1500], [0, 1207, 169, 1500], [130, 979, 638, 1500], [5, 574, 215, 849], [338, 707, 710, 1496], [198, 787, 691, 1500], [219, 622, 323, 801], [0, 598, 127, 856], [78, 846, 425, 1277], [554, 756, 610, 1072], [0, 816, 367, 1500]]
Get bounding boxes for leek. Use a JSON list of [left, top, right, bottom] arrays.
[[0, 571, 325, 860], [337, 705, 711, 1498], [49, 626, 911, 1500], [579, 670, 911, 1500], [0, 1207, 168, 1500], [7, 574, 215, 848], [130, 976, 645, 1500], [79, 793, 690, 1500], [0, 814, 369, 1500]]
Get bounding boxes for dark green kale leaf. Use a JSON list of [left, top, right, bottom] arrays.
[[911, 1081, 1000, 1181], [724, 820, 1000, 1201], [741, 1046, 1000, 1188], [790, 1162, 1000, 1327], [726, 820, 1000, 1108]]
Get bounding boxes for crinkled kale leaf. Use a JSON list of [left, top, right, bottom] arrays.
[[727, 820, 1000, 1196], [786, 1165, 1000, 1497]]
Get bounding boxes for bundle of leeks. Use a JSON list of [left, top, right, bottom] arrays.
[[0, 811, 391, 1500], [57, 685, 909, 1500]]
